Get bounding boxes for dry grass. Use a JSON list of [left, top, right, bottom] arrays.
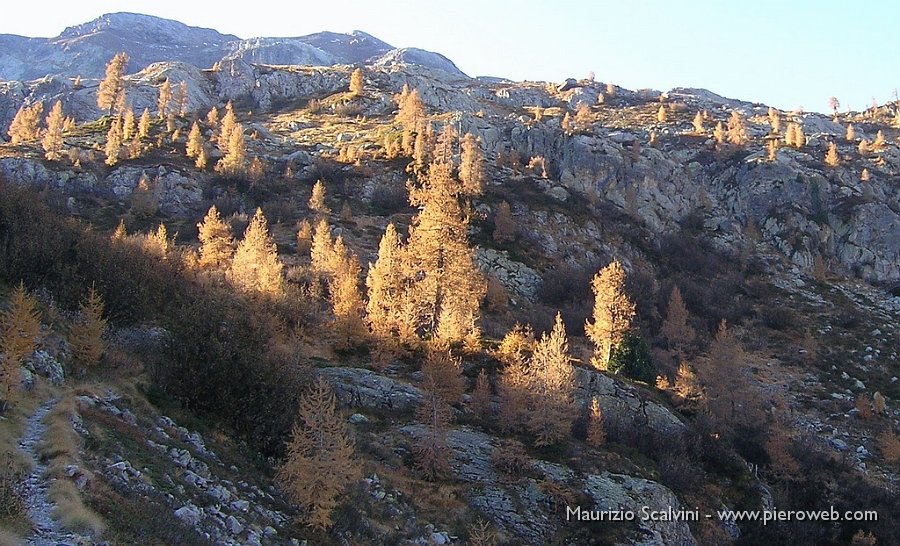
[[50, 479, 105, 535], [0, 527, 23, 546], [38, 392, 105, 536]]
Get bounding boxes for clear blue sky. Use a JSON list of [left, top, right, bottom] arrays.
[[2, 0, 898, 113]]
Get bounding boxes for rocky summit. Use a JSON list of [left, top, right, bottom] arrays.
[[0, 11, 898, 546], [0, 12, 465, 81]]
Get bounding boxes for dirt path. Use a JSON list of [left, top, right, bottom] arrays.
[[17, 397, 80, 546]]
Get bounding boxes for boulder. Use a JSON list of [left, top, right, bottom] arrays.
[[319, 367, 423, 412]]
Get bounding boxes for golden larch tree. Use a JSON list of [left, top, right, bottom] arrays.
[[825, 142, 840, 167], [277, 377, 360, 530], [105, 118, 123, 166], [846, 123, 855, 142], [218, 101, 237, 148], [692, 111, 704, 134], [308, 179, 330, 216], [349, 67, 364, 96], [8, 101, 44, 144], [206, 106, 219, 128], [1, 282, 41, 401], [586, 397, 605, 447], [69, 285, 108, 369], [657, 104, 667, 123], [527, 312, 576, 446], [768, 106, 781, 134], [726, 111, 748, 147], [157, 78, 172, 119], [138, 108, 151, 138], [215, 122, 246, 176], [231, 208, 284, 295], [186, 121, 203, 159], [42, 100, 65, 160], [459, 133, 486, 195], [330, 247, 367, 349], [197, 205, 235, 269], [310, 218, 335, 275], [585, 260, 636, 368], [873, 129, 885, 151], [97, 52, 129, 114], [365, 223, 408, 341], [295, 219, 313, 255], [404, 161, 486, 344], [421, 347, 466, 406], [122, 107, 136, 140]]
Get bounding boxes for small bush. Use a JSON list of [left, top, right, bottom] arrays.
[[0, 458, 25, 519], [607, 333, 656, 383], [761, 306, 795, 331]]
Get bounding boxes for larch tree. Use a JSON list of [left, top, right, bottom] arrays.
[[157, 78, 172, 119], [231, 208, 284, 296], [873, 129, 886, 151], [397, 88, 425, 155], [186, 121, 203, 159], [574, 101, 592, 131], [310, 218, 335, 275], [846, 123, 856, 142], [105, 118, 123, 166], [0, 282, 41, 402], [138, 108, 151, 138], [69, 285, 108, 369], [492, 201, 516, 244], [122, 107, 136, 141], [585, 260, 636, 368], [698, 320, 760, 433], [692, 111, 704, 134], [657, 104, 667, 123], [215, 122, 246, 176], [218, 101, 237, 149], [420, 347, 466, 406], [8, 101, 44, 144], [308, 179, 330, 216], [403, 160, 486, 344], [197, 205, 235, 269], [527, 312, 576, 447], [712, 121, 726, 146], [97, 52, 129, 114], [586, 397, 605, 447], [295, 219, 313, 255], [726, 111, 748, 147], [330, 247, 367, 349], [471, 368, 492, 419], [414, 374, 452, 480], [206, 106, 219, 129], [660, 285, 695, 357], [112, 219, 127, 241], [175, 81, 189, 116], [42, 100, 65, 160], [459, 133, 486, 195], [768, 107, 781, 134], [496, 325, 535, 432], [349, 67, 364, 96], [825, 142, 840, 167], [277, 377, 360, 530], [365, 223, 408, 341]]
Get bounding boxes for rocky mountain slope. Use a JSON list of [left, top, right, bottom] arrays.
[[0, 13, 465, 82], [0, 13, 898, 546]]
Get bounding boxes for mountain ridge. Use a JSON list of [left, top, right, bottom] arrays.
[[0, 12, 467, 81]]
